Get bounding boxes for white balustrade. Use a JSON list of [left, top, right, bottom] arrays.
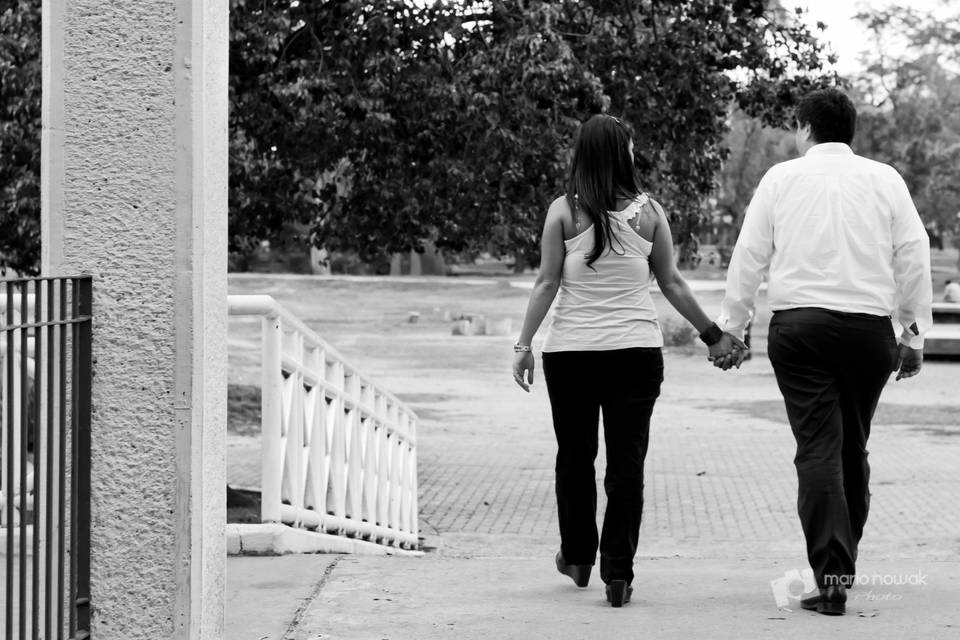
[[228, 295, 419, 549]]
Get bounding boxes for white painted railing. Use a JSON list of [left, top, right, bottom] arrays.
[[228, 295, 419, 549]]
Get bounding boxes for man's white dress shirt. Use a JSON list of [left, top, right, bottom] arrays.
[[719, 143, 932, 349]]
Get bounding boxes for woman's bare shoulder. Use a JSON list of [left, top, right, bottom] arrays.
[[644, 196, 666, 218], [548, 194, 572, 214], [627, 194, 662, 242], [546, 194, 575, 227]]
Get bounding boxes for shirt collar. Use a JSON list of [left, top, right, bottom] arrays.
[[805, 142, 854, 156]]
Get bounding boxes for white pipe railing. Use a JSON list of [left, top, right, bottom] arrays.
[[228, 295, 419, 549]]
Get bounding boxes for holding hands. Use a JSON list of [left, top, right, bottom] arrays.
[[707, 332, 749, 371]]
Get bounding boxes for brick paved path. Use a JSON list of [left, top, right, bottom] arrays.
[[400, 339, 959, 561]]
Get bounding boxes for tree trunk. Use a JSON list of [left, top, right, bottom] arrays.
[[513, 251, 527, 274], [390, 252, 404, 276]]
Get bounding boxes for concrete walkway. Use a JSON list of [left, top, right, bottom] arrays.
[[287, 557, 959, 640], [225, 277, 960, 639]]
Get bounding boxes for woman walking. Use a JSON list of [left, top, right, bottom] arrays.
[[512, 114, 744, 607]]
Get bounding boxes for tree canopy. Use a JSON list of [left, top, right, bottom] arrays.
[[230, 0, 837, 268], [853, 4, 960, 243], [0, 0, 40, 275], [3, 0, 837, 273]]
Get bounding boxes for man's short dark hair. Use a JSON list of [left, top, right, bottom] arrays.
[[796, 89, 857, 144]]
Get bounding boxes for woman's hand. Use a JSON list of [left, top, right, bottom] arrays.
[[708, 333, 749, 370], [513, 351, 535, 392]]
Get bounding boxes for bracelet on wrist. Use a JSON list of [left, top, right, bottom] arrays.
[[698, 323, 724, 347], [513, 343, 532, 353]]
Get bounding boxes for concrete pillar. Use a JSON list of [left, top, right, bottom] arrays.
[[41, 0, 227, 638]]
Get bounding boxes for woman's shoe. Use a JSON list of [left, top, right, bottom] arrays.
[[605, 580, 632, 607], [555, 551, 591, 587]]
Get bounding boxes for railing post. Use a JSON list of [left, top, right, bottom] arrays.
[[260, 314, 283, 523], [360, 384, 376, 536], [287, 331, 305, 525], [304, 348, 328, 517], [327, 361, 347, 527], [408, 412, 419, 544], [344, 372, 363, 527]]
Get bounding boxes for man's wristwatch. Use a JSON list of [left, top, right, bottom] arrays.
[[513, 343, 532, 353], [698, 323, 724, 347]]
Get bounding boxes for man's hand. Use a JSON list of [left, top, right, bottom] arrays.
[[895, 344, 923, 381], [513, 351, 535, 392], [708, 333, 749, 371]]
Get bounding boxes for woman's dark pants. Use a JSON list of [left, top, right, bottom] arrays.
[[542, 347, 663, 585]]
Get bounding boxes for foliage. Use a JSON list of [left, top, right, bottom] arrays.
[[2, 0, 835, 273], [230, 0, 837, 268], [852, 4, 960, 243], [0, 0, 41, 275], [712, 109, 793, 243]]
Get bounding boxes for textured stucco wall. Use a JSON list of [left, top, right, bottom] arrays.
[[42, 0, 228, 637]]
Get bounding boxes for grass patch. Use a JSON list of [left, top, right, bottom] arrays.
[[227, 485, 262, 524], [228, 383, 261, 437]]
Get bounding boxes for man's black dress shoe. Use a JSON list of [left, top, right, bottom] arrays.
[[605, 580, 633, 607], [801, 584, 846, 615], [555, 552, 591, 587]]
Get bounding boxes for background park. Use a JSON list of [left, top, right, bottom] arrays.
[[2, 0, 960, 638]]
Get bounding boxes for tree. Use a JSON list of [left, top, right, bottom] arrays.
[[0, 0, 41, 275], [715, 108, 794, 241], [853, 5, 960, 254], [2, 0, 835, 273], [230, 0, 837, 268]]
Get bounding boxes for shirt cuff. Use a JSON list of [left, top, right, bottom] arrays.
[[716, 315, 747, 341], [899, 331, 924, 350]]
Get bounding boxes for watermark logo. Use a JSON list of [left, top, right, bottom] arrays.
[[771, 568, 928, 609], [824, 570, 927, 588], [770, 568, 816, 610]]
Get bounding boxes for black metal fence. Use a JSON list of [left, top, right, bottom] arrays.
[[1, 276, 91, 640]]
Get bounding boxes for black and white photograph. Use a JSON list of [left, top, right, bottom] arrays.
[[1, 0, 958, 638]]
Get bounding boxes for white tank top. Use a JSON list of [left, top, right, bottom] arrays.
[[542, 195, 663, 352]]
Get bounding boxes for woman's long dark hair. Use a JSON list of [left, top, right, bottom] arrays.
[[566, 114, 644, 267]]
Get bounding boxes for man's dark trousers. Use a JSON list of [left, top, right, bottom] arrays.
[[767, 307, 899, 588]]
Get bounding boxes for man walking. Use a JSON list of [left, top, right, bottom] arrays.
[[718, 88, 933, 615]]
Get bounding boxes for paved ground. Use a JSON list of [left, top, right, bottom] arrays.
[[288, 557, 959, 640], [225, 274, 960, 639]]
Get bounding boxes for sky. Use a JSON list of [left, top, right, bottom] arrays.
[[794, 0, 953, 74]]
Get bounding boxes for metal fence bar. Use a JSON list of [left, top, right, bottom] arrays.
[[19, 281, 28, 640], [5, 282, 14, 638], [0, 276, 92, 639], [32, 279, 42, 638], [72, 277, 92, 638], [58, 277, 67, 638], [45, 278, 56, 640]]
